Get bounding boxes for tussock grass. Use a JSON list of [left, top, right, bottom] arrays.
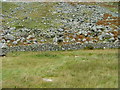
[[2, 49, 118, 88]]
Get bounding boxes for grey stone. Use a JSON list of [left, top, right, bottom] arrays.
[[4, 34, 15, 40], [57, 28, 64, 32], [13, 41, 18, 45], [98, 35, 103, 40], [1, 39, 6, 43], [10, 27, 16, 30], [109, 37, 115, 42], [27, 35, 35, 40], [0, 43, 8, 56]]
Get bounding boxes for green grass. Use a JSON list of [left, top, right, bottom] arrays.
[[2, 2, 62, 30], [1, 49, 118, 88]]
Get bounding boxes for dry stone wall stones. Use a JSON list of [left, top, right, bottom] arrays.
[[4, 42, 120, 53], [0, 43, 8, 56]]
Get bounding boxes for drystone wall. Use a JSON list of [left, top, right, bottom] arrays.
[[5, 42, 119, 53]]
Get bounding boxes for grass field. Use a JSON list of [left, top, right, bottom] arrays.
[[1, 49, 118, 88]]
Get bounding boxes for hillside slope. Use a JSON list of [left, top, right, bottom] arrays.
[[1, 2, 119, 46]]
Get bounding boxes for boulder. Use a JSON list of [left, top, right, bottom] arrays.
[[4, 34, 15, 40], [13, 41, 18, 45]]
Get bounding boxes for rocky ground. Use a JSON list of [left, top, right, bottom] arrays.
[[1, 2, 119, 47]]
